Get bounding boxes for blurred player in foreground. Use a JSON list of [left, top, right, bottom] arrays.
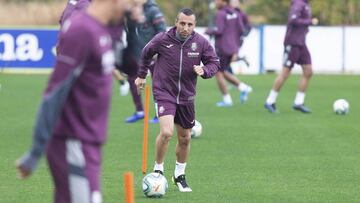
[[60, 0, 130, 97], [16, 0, 129, 202], [122, 0, 166, 123], [135, 8, 219, 192], [206, 0, 253, 107], [264, 0, 318, 113]]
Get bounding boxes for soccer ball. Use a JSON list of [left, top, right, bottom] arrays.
[[333, 99, 350, 115], [191, 120, 202, 138], [142, 172, 168, 198]]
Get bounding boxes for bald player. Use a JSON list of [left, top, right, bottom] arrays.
[[16, 0, 129, 202], [136, 8, 219, 192]]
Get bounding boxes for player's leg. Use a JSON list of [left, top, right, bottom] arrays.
[[153, 115, 174, 174], [172, 124, 192, 192], [125, 74, 145, 123], [46, 138, 71, 203], [215, 72, 232, 106], [153, 102, 176, 174], [293, 46, 313, 113], [223, 71, 253, 103], [82, 142, 102, 203], [47, 138, 94, 203], [172, 103, 195, 192], [265, 45, 296, 113], [124, 57, 145, 123], [264, 67, 291, 113], [215, 54, 233, 107]]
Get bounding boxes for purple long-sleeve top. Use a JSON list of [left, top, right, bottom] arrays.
[[47, 11, 115, 144], [205, 5, 244, 56], [284, 0, 312, 46], [138, 27, 220, 105]]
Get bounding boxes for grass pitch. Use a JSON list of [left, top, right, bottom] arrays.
[[0, 73, 359, 202]]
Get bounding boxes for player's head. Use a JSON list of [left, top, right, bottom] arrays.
[[89, 0, 130, 24], [215, 0, 230, 9], [133, 0, 147, 5], [110, 0, 130, 23], [175, 8, 196, 39], [230, 0, 240, 8]]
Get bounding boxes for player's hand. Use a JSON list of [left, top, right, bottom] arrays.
[[135, 77, 146, 94], [193, 65, 205, 76], [15, 159, 32, 179], [312, 18, 319, 25]]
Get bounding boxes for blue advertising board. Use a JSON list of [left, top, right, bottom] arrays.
[[0, 28, 58, 69]]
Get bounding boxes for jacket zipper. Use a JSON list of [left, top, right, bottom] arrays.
[[177, 38, 190, 104]]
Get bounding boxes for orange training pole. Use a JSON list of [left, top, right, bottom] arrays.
[[142, 85, 150, 175], [124, 172, 135, 203]]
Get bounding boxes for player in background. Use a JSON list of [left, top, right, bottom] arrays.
[[135, 8, 219, 192], [230, 0, 251, 66], [206, 0, 253, 107], [122, 0, 166, 123], [16, 0, 129, 202], [264, 0, 318, 113]]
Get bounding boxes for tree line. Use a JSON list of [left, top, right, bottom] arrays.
[[6, 0, 360, 25]]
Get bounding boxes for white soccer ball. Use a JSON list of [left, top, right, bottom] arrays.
[[333, 99, 350, 115], [142, 172, 168, 198], [191, 120, 203, 138]]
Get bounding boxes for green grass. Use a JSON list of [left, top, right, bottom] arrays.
[[0, 74, 359, 202]]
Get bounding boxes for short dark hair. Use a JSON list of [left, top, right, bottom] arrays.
[[178, 8, 196, 18], [224, 0, 230, 3]]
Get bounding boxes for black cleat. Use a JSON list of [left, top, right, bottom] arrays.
[[172, 175, 192, 192], [293, 104, 311, 113], [154, 170, 164, 175], [264, 103, 278, 113]]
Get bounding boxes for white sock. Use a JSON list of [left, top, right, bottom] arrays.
[[223, 94, 232, 104], [294, 91, 305, 105], [238, 83, 249, 92], [174, 161, 186, 178], [153, 162, 164, 172], [266, 90, 278, 105]]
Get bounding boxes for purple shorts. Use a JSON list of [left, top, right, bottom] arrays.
[[217, 52, 232, 72], [156, 100, 195, 129], [46, 137, 102, 203], [283, 45, 312, 68]]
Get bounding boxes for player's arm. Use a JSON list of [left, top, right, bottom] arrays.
[[288, 4, 312, 26], [196, 41, 220, 79], [136, 33, 163, 91], [150, 6, 167, 34], [205, 11, 226, 36], [241, 13, 251, 37], [16, 24, 91, 179]]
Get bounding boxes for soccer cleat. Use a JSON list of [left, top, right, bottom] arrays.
[[154, 170, 164, 175], [172, 175, 192, 192], [240, 86, 253, 103], [293, 104, 311, 113], [264, 103, 278, 113], [119, 81, 129, 96], [216, 101, 233, 107], [149, 116, 159, 124], [125, 112, 144, 123]]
